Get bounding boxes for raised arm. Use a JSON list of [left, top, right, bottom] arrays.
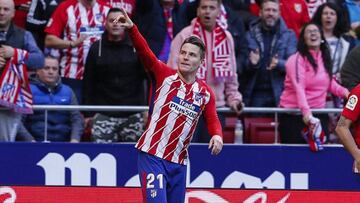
[[114, 8, 161, 72]]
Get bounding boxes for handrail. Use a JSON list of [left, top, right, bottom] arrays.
[[1, 105, 343, 113], [1, 105, 343, 144]]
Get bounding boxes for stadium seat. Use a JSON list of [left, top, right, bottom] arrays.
[[243, 117, 279, 143], [223, 116, 238, 143]]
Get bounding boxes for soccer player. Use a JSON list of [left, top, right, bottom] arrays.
[[336, 84, 360, 173], [114, 8, 223, 203]]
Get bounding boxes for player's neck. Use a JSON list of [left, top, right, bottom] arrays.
[[178, 71, 196, 84]]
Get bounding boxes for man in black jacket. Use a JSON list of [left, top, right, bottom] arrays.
[[83, 8, 147, 143]]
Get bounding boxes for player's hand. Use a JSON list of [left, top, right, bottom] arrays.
[[113, 7, 134, 29], [209, 135, 223, 155], [354, 160, 360, 173]]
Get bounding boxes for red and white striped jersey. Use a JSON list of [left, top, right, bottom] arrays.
[[45, 0, 110, 80], [307, 0, 326, 18], [100, 0, 136, 17], [129, 25, 223, 165]]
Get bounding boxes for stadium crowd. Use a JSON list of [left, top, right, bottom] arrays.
[[1, 0, 360, 145]]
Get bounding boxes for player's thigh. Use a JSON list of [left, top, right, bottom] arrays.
[[166, 164, 186, 203], [138, 152, 167, 203]]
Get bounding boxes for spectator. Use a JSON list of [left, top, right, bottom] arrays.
[[83, 8, 147, 143], [134, 0, 188, 62], [341, 46, 360, 91], [344, 0, 360, 44], [0, 0, 44, 142], [19, 56, 84, 142], [168, 0, 243, 143], [312, 2, 355, 141], [44, 0, 110, 104], [279, 22, 349, 143], [26, 0, 64, 50], [312, 2, 355, 77], [344, 0, 360, 31], [307, 0, 326, 18], [241, 0, 297, 107], [185, 0, 248, 81], [249, 0, 310, 37]]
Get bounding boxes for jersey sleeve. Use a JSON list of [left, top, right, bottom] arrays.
[[342, 86, 360, 122], [203, 86, 223, 138], [44, 2, 68, 37]]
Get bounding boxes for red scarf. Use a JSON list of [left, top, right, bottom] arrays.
[[192, 18, 233, 80], [0, 49, 33, 114], [164, 8, 173, 39]]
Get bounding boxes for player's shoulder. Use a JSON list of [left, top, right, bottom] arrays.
[[350, 84, 360, 96], [196, 79, 213, 93]]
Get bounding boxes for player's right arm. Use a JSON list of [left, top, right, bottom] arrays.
[[115, 8, 161, 73]]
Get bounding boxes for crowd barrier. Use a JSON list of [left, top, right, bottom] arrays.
[[5, 105, 343, 143]]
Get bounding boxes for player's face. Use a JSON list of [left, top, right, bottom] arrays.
[[106, 12, 125, 37], [0, 0, 15, 29], [36, 58, 60, 85], [197, 0, 219, 31], [178, 43, 203, 76]]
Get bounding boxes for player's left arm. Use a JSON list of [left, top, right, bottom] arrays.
[[336, 89, 360, 172], [203, 87, 223, 155]]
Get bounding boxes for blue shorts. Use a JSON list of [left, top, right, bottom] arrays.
[[137, 151, 186, 203]]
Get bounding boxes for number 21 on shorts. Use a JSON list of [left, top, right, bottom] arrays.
[[146, 173, 164, 189]]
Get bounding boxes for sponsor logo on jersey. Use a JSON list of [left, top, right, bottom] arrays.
[[346, 95, 358, 111], [79, 26, 104, 36], [169, 96, 200, 119]]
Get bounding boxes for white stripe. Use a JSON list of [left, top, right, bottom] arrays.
[[141, 74, 178, 152], [171, 83, 201, 163], [156, 80, 186, 159]]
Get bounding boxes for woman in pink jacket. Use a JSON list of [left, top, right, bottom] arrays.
[[279, 22, 349, 144]]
